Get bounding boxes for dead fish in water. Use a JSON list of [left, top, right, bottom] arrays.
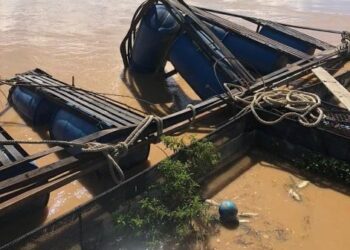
[[205, 199, 220, 206], [287, 176, 310, 201], [288, 188, 302, 202], [289, 176, 310, 190], [238, 219, 250, 223], [297, 180, 309, 189], [238, 212, 258, 218]]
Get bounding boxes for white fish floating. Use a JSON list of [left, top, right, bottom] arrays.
[[205, 199, 220, 206], [238, 219, 250, 223], [288, 188, 302, 201], [297, 180, 310, 189], [238, 212, 258, 218]]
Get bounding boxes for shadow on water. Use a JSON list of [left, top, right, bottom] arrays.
[[121, 69, 195, 116], [221, 219, 240, 230], [0, 204, 49, 246]]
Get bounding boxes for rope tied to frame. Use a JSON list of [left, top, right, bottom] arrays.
[[153, 116, 164, 139], [225, 84, 324, 127], [77, 115, 163, 184], [340, 31, 350, 55], [0, 115, 163, 184], [186, 104, 197, 125]]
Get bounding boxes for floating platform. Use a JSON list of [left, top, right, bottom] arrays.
[[2, 104, 349, 249], [121, 1, 337, 100], [1, 0, 350, 248], [9, 69, 150, 167], [11, 69, 145, 129]]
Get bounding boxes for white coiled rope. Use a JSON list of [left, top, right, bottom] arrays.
[[225, 84, 324, 127]]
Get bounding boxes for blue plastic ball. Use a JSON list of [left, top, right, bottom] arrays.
[[219, 200, 238, 222]]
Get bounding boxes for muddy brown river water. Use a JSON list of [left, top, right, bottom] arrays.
[[207, 154, 350, 250], [0, 0, 350, 248]]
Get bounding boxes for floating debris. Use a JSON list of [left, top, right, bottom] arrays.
[[238, 212, 259, 218], [297, 180, 310, 189], [287, 176, 309, 201], [288, 188, 302, 202], [205, 199, 220, 206], [238, 219, 251, 223]]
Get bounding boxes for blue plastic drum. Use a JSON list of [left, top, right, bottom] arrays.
[[10, 87, 57, 126], [208, 24, 291, 74], [259, 26, 316, 55], [169, 33, 228, 100], [50, 109, 100, 141], [50, 109, 150, 168], [130, 4, 180, 73]]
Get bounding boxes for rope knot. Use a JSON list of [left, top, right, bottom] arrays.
[[112, 142, 129, 158], [152, 116, 163, 139], [340, 32, 350, 55]]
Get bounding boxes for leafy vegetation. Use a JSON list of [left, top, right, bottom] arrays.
[[113, 136, 220, 248], [299, 154, 350, 186]]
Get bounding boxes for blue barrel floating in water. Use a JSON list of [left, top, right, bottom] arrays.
[[259, 26, 316, 55], [169, 33, 228, 100], [50, 109, 150, 168], [208, 24, 290, 74], [130, 4, 180, 74], [10, 87, 57, 126], [50, 109, 101, 141]]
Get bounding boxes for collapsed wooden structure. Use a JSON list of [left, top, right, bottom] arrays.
[[0, 0, 350, 248]]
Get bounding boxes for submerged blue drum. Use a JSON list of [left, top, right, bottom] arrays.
[[259, 26, 316, 55], [10, 87, 57, 126], [50, 109, 150, 168], [50, 109, 100, 141], [208, 24, 291, 74], [130, 4, 180, 73], [169, 33, 228, 100]]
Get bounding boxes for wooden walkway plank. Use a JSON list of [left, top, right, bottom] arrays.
[[18, 75, 134, 127], [38, 74, 144, 120], [0, 149, 11, 166], [312, 67, 350, 111], [0, 127, 130, 173], [0, 158, 104, 215], [0, 133, 23, 162]]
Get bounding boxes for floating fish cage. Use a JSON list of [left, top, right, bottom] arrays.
[[8, 69, 151, 167], [1, 0, 350, 248], [1, 105, 350, 249], [121, 1, 337, 99]]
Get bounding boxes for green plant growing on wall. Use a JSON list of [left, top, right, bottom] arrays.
[[113, 136, 220, 248]]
